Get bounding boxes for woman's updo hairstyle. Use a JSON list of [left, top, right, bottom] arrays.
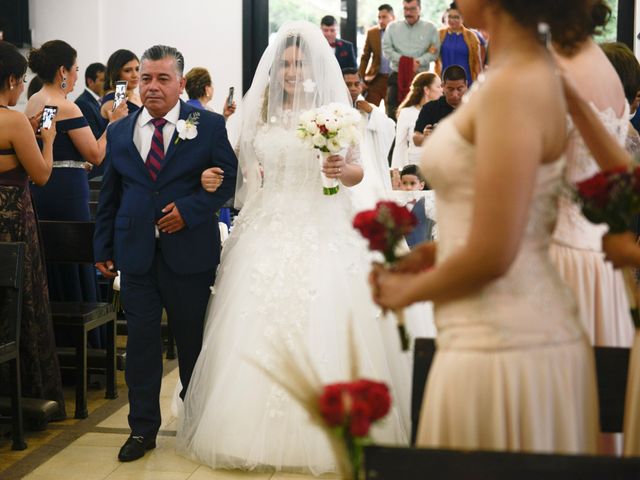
[[28, 40, 77, 83], [0, 41, 27, 90], [490, 0, 611, 55]]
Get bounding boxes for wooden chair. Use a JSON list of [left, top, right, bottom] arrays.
[[0, 242, 27, 450], [364, 445, 640, 479], [39, 220, 117, 419]]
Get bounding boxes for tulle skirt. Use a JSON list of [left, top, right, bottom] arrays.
[[176, 190, 427, 475]]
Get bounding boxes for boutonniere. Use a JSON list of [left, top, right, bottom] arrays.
[[175, 111, 200, 144]]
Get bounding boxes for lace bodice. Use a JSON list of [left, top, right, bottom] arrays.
[[421, 119, 583, 351], [552, 103, 630, 251]]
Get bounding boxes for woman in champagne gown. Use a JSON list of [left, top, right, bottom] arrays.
[[176, 22, 417, 475], [371, 0, 599, 453]]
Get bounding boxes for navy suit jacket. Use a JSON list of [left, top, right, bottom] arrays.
[[94, 100, 237, 275], [334, 39, 357, 70], [75, 89, 107, 139]]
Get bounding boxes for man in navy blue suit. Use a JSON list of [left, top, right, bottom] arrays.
[[94, 45, 237, 462], [321, 15, 357, 70], [75, 62, 108, 177]]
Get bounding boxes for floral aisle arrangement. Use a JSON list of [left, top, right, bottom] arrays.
[[353, 200, 418, 350], [297, 103, 361, 195], [251, 324, 392, 480], [576, 166, 640, 326]]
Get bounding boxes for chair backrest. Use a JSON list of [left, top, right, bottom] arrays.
[[412, 338, 631, 442], [364, 445, 640, 479], [0, 242, 25, 349], [39, 220, 95, 264]]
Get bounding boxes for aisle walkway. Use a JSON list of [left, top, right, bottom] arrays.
[[1, 358, 335, 479]]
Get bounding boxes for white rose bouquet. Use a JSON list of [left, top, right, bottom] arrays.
[[297, 103, 361, 195]]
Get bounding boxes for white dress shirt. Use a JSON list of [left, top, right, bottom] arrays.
[[132, 101, 181, 237], [133, 101, 181, 162]]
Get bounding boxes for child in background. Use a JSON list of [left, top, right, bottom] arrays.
[[400, 164, 435, 248]]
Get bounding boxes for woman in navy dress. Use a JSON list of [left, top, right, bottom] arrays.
[[25, 40, 126, 346]]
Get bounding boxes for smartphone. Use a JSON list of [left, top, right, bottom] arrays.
[[113, 80, 127, 111], [226, 87, 234, 108], [38, 105, 58, 133]]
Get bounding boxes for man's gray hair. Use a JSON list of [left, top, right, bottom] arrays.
[[141, 45, 185, 77]]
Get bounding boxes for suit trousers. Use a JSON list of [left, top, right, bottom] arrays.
[[365, 74, 389, 107], [120, 245, 215, 438]]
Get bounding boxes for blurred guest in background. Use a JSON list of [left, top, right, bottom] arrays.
[[392, 72, 442, 169], [321, 15, 357, 70], [436, 2, 482, 85], [358, 4, 395, 106]]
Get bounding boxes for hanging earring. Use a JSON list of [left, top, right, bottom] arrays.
[[61, 76, 67, 90], [10, 84, 14, 90]]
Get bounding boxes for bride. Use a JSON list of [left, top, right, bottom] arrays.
[[176, 21, 412, 475]]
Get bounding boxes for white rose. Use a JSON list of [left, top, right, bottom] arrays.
[[324, 117, 339, 132], [312, 132, 327, 148], [299, 110, 315, 124], [315, 113, 327, 126], [326, 137, 342, 153], [306, 121, 319, 135]]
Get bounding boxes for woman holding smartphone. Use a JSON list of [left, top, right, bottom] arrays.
[[25, 40, 126, 347], [100, 49, 142, 118], [0, 41, 66, 418]]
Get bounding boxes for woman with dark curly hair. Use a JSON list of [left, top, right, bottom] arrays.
[[100, 49, 142, 119], [371, 0, 602, 453]]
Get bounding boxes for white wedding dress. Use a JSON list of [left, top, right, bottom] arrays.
[[176, 125, 415, 475]]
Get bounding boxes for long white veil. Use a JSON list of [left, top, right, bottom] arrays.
[[232, 20, 352, 208]]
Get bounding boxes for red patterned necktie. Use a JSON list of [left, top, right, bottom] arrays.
[[145, 117, 167, 181]]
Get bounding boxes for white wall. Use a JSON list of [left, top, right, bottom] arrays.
[[27, 0, 242, 113]]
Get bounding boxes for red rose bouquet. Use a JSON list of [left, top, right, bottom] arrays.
[[353, 201, 418, 350], [576, 166, 640, 326], [318, 379, 392, 479], [251, 321, 392, 480]]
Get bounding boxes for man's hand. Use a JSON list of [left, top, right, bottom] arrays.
[[95, 260, 118, 279], [428, 45, 438, 55], [157, 202, 186, 234], [413, 59, 421, 71], [355, 99, 373, 114]]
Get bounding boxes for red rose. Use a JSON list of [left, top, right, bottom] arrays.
[[353, 211, 388, 252], [349, 400, 372, 437], [577, 173, 610, 208], [319, 384, 347, 426], [349, 379, 392, 421]]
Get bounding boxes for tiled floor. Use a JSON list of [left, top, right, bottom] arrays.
[[1, 354, 336, 479]]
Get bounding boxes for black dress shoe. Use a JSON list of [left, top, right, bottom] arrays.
[[118, 435, 156, 462]]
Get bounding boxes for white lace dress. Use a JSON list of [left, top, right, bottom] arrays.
[[549, 105, 635, 347], [417, 118, 599, 453], [176, 126, 416, 475]]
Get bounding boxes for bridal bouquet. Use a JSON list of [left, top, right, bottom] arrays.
[[297, 103, 361, 196], [353, 201, 417, 350], [576, 166, 640, 326], [251, 323, 391, 480]]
